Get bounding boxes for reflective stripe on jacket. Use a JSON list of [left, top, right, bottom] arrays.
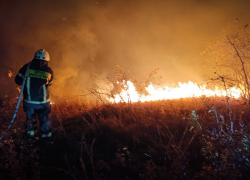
[[15, 61, 53, 105]]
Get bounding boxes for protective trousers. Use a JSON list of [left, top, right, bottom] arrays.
[[24, 102, 52, 138]]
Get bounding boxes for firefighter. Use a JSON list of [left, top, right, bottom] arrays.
[[15, 49, 53, 141]]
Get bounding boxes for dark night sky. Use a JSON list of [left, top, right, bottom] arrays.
[[0, 0, 250, 99]]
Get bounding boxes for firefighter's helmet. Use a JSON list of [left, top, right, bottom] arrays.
[[34, 49, 50, 61]]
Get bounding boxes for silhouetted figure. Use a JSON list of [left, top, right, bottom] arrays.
[[15, 49, 53, 142]]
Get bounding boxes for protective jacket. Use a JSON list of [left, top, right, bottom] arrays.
[[15, 60, 53, 105]]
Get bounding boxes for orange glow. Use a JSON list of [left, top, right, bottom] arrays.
[[107, 81, 242, 103], [8, 70, 13, 77]]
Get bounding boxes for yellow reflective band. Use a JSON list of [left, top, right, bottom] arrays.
[[26, 77, 31, 100], [43, 85, 46, 101], [41, 132, 52, 138], [24, 99, 50, 104], [28, 69, 51, 81], [48, 132, 52, 137], [27, 130, 35, 137], [27, 130, 34, 135]]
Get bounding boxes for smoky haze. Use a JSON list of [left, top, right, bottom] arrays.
[[0, 0, 249, 100]]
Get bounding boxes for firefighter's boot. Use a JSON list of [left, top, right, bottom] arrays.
[[40, 132, 52, 144], [26, 119, 36, 142]]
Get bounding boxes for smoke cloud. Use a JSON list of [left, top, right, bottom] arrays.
[[0, 0, 249, 100]]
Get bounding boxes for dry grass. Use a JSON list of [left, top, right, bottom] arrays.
[[0, 96, 249, 180]]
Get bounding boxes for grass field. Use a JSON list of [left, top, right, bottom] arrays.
[[0, 96, 250, 180]]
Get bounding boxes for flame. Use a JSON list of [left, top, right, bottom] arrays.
[[8, 70, 13, 77], [16, 87, 21, 93], [107, 81, 242, 103]]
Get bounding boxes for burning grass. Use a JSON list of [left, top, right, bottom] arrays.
[[0, 96, 250, 180]]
